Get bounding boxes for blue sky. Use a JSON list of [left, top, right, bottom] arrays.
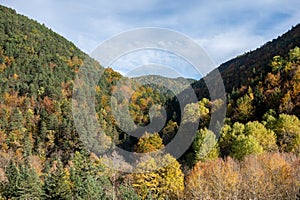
[[1, 0, 300, 79]]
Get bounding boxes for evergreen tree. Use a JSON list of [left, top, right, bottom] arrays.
[[8, 107, 24, 131], [192, 128, 219, 164], [69, 151, 112, 199], [2, 160, 43, 199], [2, 160, 19, 198], [44, 160, 72, 200], [15, 163, 44, 199], [117, 184, 140, 200]]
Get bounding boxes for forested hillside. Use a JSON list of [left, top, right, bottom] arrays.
[[193, 24, 300, 93], [132, 75, 195, 94], [193, 24, 300, 119], [0, 5, 299, 199], [0, 5, 126, 199]]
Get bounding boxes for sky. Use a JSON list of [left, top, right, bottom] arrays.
[[1, 0, 300, 79]]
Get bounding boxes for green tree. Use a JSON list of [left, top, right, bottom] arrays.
[[271, 114, 300, 154], [2, 160, 19, 197], [117, 184, 140, 200], [289, 46, 300, 62], [68, 151, 112, 199], [44, 160, 72, 200], [244, 121, 278, 151], [234, 88, 254, 122], [8, 107, 24, 131], [76, 174, 109, 200], [181, 98, 210, 125], [271, 55, 285, 73], [2, 160, 43, 199], [15, 163, 44, 199], [219, 122, 245, 157], [220, 121, 273, 160], [192, 128, 219, 164], [231, 135, 263, 160]]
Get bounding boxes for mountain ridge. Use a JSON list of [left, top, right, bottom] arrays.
[[193, 23, 300, 99]]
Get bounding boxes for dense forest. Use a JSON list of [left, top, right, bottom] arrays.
[[0, 5, 299, 199]]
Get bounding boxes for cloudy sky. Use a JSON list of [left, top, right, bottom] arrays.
[[1, 0, 300, 79]]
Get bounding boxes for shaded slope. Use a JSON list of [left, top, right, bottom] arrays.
[[193, 24, 300, 98]]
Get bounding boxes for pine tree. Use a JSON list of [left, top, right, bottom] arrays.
[[2, 160, 43, 199], [117, 184, 140, 200], [8, 107, 24, 131], [15, 163, 44, 199], [2, 160, 19, 198], [69, 151, 112, 199], [44, 160, 72, 200]]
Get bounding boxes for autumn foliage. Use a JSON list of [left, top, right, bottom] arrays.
[[185, 153, 300, 200], [0, 5, 300, 199]]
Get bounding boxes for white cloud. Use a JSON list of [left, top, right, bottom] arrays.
[[197, 28, 265, 65], [1, 0, 300, 78], [111, 49, 200, 79]]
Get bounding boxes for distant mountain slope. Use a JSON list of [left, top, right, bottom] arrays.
[[193, 24, 300, 98], [132, 75, 195, 95]]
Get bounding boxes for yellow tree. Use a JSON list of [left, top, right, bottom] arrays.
[[134, 132, 163, 153], [131, 132, 184, 199], [234, 88, 254, 122], [131, 154, 184, 199], [185, 157, 239, 199], [272, 114, 300, 154]]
